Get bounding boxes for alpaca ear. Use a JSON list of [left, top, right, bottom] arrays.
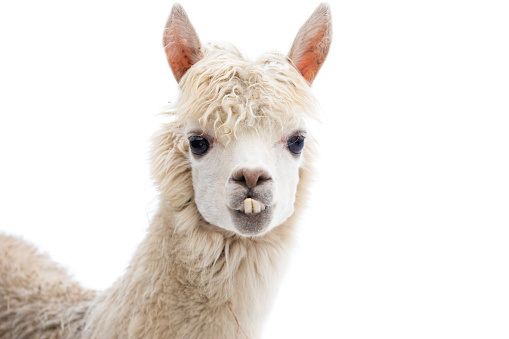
[[163, 4, 203, 83], [288, 3, 332, 85]]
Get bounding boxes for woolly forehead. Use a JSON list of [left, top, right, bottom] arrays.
[[174, 47, 318, 139]]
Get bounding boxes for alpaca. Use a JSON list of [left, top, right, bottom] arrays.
[[0, 3, 331, 338]]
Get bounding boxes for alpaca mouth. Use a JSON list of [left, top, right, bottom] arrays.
[[240, 198, 265, 214], [228, 200, 273, 235]]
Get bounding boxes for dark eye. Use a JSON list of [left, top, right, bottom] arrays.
[[189, 136, 210, 155], [287, 135, 305, 154]]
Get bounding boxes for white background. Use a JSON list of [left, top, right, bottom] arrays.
[[1, 1, 508, 338]]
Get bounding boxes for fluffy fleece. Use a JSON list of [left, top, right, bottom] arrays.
[[0, 3, 330, 338], [82, 43, 318, 338]]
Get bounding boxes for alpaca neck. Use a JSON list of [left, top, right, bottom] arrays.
[[85, 201, 295, 338]]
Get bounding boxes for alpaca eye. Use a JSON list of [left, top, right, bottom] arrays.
[[189, 136, 210, 155], [287, 135, 305, 154]]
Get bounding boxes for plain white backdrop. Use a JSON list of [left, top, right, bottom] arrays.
[[1, 0, 508, 338]]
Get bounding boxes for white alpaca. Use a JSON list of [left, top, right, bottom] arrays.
[[0, 3, 331, 338]]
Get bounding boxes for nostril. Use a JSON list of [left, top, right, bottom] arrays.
[[232, 168, 271, 189]]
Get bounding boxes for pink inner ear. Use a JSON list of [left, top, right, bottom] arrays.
[[289, 4, 332, 85], [164, 34, 201, 82], [163, 4, 203, 83], [294, 29, 330, 84]]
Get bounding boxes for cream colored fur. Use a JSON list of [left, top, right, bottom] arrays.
[[0, 234, 95, 338], [0, 3, 331, 338]]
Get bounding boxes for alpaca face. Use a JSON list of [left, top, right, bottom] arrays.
[[161, 3, 331, 236], [186, 120, 307, 236]]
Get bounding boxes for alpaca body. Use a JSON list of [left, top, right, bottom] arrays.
[[84, 202, 298, 338], [1, 177, 307, 338], [0, 4, 331, 338]]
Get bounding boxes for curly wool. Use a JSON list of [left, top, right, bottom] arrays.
[[169, 42, 318, 139]]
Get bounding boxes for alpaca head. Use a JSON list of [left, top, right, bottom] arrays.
[[155, 3, 331, 236]]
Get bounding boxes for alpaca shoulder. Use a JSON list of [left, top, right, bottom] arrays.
[[0, 233, 95, 338]]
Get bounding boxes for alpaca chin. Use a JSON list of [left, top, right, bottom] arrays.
[[228, 205, 274, 236]]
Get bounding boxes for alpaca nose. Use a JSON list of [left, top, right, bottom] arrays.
[[231, 168, 271, 189]]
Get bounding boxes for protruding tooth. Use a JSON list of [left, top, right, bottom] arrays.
[[252, 199, 261, 213], [241, 198, 266, 214], [244, 198, 253, 214]]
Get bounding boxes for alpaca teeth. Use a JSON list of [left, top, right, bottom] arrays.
[[242, 198, 265, 214], [243, 198, 253, 214], [252, 199, 261, 213]]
